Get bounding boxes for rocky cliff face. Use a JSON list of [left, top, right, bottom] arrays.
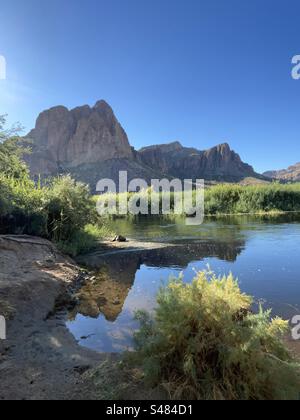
[[26, 100, 260, 187], [26, 100, 134, 177], [264, 163, 300, 182], [139, 142, 258, 182]]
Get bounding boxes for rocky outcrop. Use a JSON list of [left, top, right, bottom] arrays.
[[25, 100, 261, 187], [139, 142, 259, 182], [25, 100, 134, 177], [264, 163, 300, 182]]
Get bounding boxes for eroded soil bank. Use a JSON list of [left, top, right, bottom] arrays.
[[0, 235, 116, 400]]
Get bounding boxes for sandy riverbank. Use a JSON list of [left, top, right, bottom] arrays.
[[0, 235, 115, 400], [0, 236, 167, 400]]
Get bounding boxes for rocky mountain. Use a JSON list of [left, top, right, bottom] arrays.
[[139, 141, 258, 182], [26, 100, 134, 176], [264, 163, 300, 182], [25, 100, 261, 189]]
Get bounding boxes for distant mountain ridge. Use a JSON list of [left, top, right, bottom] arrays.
[[139, 141, 257, 182], [25, 100, 262, 189], [264, 163, 300, 182]]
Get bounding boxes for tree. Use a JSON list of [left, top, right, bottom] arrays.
[[0, 115, 30, 179]]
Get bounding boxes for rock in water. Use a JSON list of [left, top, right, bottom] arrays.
[[112, 235, 127, 243]]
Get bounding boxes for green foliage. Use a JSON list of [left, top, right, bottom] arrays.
[[0, 172, 114, 254], [0, 114, 30, 179], [45, 176, 94, 242], [0, 174, 47, 236], [133, 270, 300, 400], [57, 223, 115, 257], [204, 183, 300, 214], [96, 183, 300, 218]]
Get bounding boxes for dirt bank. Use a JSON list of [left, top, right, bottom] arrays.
[[0, 235, 117, 400]]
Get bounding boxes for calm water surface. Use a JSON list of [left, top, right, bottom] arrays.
[[66, 214, 300, 352]]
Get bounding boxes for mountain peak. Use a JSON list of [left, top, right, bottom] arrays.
[[93, 100, 114, 115], [25, 100, 133, 177], [139, 141, 183, 154], [219, 142, 231, 149], [216, 142, 231, 153], [94, 99, 111, 109]]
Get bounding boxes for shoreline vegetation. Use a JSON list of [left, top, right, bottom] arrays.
[[96, 183, 300, 220], [2, 170, 300, 256], [0, 171, 115, 256]]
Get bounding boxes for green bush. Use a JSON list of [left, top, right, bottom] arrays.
[[96, 183, 300, 218], [0, 174, 94, 239], [45, 175, 95, 242], [133, 270, 300, 400], [56, 223, 115, 257], [0, 174, 47, 235], [0, 115, 30, 179], [0, 172, 113, 254]]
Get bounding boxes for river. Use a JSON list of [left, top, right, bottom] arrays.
[[67, 214, 300, 352]]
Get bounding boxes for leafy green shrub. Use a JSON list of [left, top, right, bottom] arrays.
[[0, 174, 47, 235], [0, 172, 112, 254], [45, 175, 95, 242], [57, 223, 115, 257], [0, 115, 30, 179], [134, 270, 300, 400]]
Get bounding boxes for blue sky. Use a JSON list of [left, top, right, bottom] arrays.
[[0, 0, 300, 173]]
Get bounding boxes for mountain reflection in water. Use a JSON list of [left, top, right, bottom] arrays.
[[70, 240, 245, 323], [66, 215, 300, 353]]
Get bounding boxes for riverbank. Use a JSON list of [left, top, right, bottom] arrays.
[[0, 235, 168, 400], [0, 235, 110, 400], [0, 234, 299, 400]]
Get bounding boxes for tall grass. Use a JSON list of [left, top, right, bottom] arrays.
[[133, 269, 300, 400], [205, 183, 300, 214], [96, 183, 300, 217]]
